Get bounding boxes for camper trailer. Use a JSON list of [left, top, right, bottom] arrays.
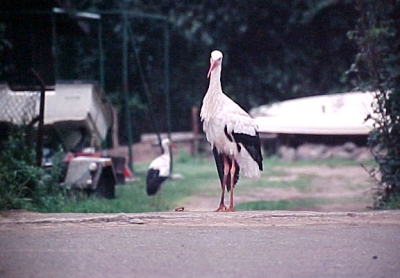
[[0, 82, 125, 198]]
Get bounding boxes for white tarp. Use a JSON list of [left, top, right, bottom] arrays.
[[251, 92, 376, 135]]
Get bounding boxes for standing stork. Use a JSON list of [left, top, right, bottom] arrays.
[[200, 50, 263, 212], [146, 138, 174, 196]]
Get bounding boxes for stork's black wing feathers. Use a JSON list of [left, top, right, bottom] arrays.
[[146, 168, 167, 195], [232, 131, 263, 171], [213, 147, 240, 192]]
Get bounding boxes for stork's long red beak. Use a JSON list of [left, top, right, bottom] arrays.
[[169, 142, 177, 149], [207, 60, 217, 78]]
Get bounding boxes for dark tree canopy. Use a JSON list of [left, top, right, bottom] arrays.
[[1, 0, 359, 141]]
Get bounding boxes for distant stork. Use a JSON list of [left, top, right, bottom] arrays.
[[146, 138, 174, 196], [200, 50, 263, 212]]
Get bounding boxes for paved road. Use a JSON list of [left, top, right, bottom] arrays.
[[0, 211, 399, 278]]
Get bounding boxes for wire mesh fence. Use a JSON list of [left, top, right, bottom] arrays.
[[0, 84, 40, 125]]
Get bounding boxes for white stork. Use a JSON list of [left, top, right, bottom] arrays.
[[200, 50, 263, 212], [146, 138, 174, 196]]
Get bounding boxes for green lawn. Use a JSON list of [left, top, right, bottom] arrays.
[[54, 154, 374, 213], [57, 157, 215, 212]]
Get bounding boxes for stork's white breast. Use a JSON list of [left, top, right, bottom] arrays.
[[149, 154, 170, 177]]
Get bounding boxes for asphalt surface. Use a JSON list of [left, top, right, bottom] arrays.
[[0, 210, 400, 278]]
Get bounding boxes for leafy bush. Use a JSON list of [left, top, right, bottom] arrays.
[[349, 0, 400, 209], [0, 126, 67, 211]]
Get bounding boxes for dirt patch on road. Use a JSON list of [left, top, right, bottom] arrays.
[[1, 210, 399, 229], [180, 165, 375, 212]]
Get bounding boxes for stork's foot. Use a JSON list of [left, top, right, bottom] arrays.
[[226, 207, 235, 212], [214, 205, 227, 212]]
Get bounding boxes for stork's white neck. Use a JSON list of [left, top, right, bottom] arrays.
[[162, 144, 170, 155], [201, 63, 224, 121], [207, 64, 223, 94]]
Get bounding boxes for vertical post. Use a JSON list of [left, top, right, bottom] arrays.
[[51, 11, 58, 81], [164, 19, 172, 174], [31, 69, 46, 167], [123, 13, 134, 172], [164, 19, 171, 139], [98, 19, 105, 90], [191, 106, 199, 156]]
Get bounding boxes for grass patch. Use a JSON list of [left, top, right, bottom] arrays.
[[13, 155, 374, 213], [58, 157, 217, 213], [236, 174, 313, 193], [266, 156, 376, 168], [235, 198, 330, 211]]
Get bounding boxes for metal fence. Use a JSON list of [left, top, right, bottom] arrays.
[[0, 84, 40, 125]]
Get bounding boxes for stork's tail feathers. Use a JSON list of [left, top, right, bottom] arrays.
[[146, 169, 167, 195], [232, 131, 263, 173]]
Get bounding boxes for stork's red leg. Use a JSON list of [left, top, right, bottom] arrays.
[[227, 155, 236, 212], [215, 155, 229, 212]]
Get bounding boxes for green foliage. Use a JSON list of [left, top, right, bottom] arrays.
[[236, 199, 329, 211], [162, 0, 358, 107], [0, 127, 67, 211], [174, 147, 194, 164], [349, 0, 400, 209]]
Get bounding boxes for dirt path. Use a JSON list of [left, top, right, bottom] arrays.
[[1, 210, 399, 229], [180, 165, 375, 212]]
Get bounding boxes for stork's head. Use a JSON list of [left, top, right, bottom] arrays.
[[207, 50, 223, 78], [161, 138, 170, 146], [161, 138, 176, 152]]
